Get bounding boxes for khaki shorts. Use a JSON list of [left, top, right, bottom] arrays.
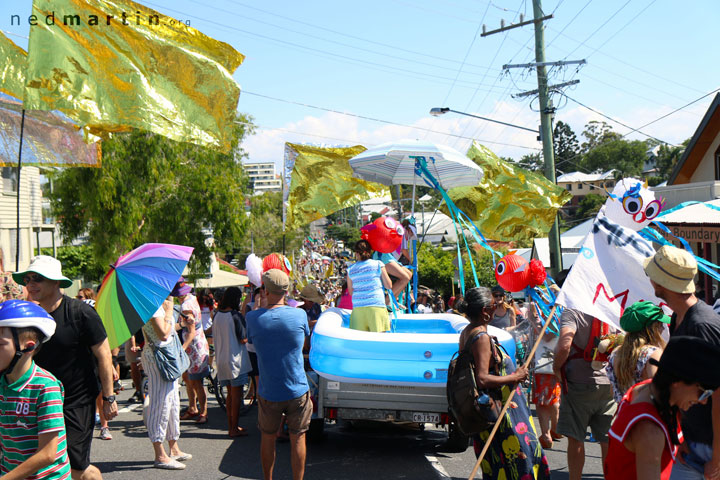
[[258, 391, 313, 435], [557, 382, 616, 443]]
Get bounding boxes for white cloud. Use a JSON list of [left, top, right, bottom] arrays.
[[241, 97, 712, 172]]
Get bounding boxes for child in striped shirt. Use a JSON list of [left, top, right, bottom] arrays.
[[0, 300, 70, 480]]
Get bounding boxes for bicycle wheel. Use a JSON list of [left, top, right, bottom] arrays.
[[210, 371, 227, 411], [238, 376, 256, 416]]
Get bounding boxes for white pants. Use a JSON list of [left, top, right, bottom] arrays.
[[142, 350, 180, 443]]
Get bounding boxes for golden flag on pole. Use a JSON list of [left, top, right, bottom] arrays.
[[23, 0, 244, 153], [0, 32, 27, 100], [442, 141, 571, 242], [284, 143, 390, 232]]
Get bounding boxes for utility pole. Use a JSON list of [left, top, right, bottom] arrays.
[[532, 0, 563, 276], [482, 0, 585, 276]]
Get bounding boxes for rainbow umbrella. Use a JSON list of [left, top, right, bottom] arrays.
[[96, 243, 194, 349]]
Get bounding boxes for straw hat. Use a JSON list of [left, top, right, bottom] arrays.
[[643, 245, 697, 294]]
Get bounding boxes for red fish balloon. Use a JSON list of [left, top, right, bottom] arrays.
[[494, 254, 546, 292], [361, 216, 404, 254]]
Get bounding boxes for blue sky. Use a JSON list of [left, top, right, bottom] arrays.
[[1, 0, 718, 172]]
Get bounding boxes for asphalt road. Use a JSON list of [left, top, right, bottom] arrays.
[[90, 381, 605, 479]]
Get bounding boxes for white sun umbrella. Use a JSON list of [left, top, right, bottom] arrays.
[[348, 139, 483, 214]]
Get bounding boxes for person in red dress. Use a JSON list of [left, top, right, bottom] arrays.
[[604, 336, 720, 480]]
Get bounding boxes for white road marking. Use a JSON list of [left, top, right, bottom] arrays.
[[117, 404, 143, 414], [425, 455, 450, 479]]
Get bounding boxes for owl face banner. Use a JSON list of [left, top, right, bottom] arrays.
[[555, 178, 668, 330]]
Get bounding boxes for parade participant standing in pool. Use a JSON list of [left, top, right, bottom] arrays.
[[347, 240, 393, 333], [604, 336, 720, 480], [489, 286, 517, 331], [457, 287, 550, 479]]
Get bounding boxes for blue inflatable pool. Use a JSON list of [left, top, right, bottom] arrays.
[[309, 308, 516, 387]]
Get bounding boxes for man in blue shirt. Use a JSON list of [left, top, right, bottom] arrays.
[[246, 269, 311, 480]]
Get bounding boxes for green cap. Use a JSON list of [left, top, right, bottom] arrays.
[[620, 301, 671, 333]]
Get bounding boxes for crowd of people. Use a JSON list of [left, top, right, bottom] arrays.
[[0, 232, 719, 480]]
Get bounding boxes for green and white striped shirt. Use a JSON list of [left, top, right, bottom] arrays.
[[0, 361, 70, 479]]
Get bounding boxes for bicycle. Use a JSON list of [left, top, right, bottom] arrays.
[[206, 368, 256, 415]]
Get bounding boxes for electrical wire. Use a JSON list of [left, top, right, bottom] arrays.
[[188, 0, 501, 78], [240, 91, 542, 150], [222, 0, 500, 71], [563, 0, 633, 59], [582, 0, 657, 60], [561, 93, 671, 144], [141, 1, 507, 91]]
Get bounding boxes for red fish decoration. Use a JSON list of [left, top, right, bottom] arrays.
[[361, 216, 404, 254], [495, 254, 546, 292]]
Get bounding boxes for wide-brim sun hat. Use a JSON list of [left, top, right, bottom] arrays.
[[299, 284, 325, 304], [643, 245, 697, 294], [13, 255, 73, 288], [0, 299, 56, 342]]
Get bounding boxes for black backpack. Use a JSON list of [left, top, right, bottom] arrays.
[[446, 330, 504, 435]]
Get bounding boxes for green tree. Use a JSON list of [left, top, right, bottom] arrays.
[[553, 121, 580, 170], [325, 224, 360, 245], [50, 114, 256, 276], [580, 121, 622, 154], [516, 153, 543, 172], [39, 245, 105, 282], [575, 193, 606, 220], [582, 139, 648, 177], [655, 141, 688, 181]]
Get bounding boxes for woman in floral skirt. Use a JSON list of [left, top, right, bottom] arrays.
[[457, 287, 550, 479]]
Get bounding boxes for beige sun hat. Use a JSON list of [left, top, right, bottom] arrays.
[[13, 255, 73, 288], [299, 284, 325, 304], [643, 245, 697, 294]]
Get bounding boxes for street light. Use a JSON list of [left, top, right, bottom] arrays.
[[429, 107, 539, 136]]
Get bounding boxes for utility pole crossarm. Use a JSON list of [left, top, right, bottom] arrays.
[[512, 79, 580, 99], [481, 14, 553, 37], [503, 59, 586, 70]]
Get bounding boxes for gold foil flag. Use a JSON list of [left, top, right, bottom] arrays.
[[0, 32, 26, 100], [0, 95, 101, 167], [284, 143, 390, 232], [441, 141, 571, 242], [23, 0, 244, 153]]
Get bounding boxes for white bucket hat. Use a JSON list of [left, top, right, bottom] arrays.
[[13, 255, 73, 288]]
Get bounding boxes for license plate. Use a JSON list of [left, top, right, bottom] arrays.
[[412, 412, 440, 423]]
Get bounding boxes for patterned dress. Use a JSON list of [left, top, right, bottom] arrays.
[[181, 294, 209, 375], [473, 343, 551, 480]]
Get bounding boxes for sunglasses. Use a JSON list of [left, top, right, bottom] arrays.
[[699, 388, 714, 403], [23, 274, 46, 284], [493, 294, 504, 298]]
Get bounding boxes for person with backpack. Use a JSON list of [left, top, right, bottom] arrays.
[[456, 287, 550, 479], [208, 287, 252, 438], [553, 306, 617, 480]]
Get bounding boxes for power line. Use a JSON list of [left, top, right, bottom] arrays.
[[240, 91, 542, 150], [629, 86, 720, 134], [563, 0, 633, 59], [561, 93, 670, 144], [188, 0, 502, 78], [582, 0, 657, 60], [141, 1, 510, 91], [223, 0, 500, 71], [546, 0, 593, 48]]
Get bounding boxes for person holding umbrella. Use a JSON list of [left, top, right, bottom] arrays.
[[142, 297, 192, 470]]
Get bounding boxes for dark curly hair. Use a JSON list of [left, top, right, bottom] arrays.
[[456, 287, 492, 321], [354, 239, 373, 261]]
